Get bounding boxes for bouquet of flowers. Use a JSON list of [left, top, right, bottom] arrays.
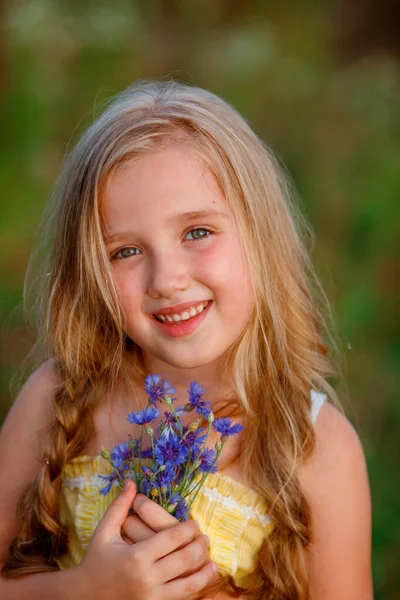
[[99, 374, 243, 521]]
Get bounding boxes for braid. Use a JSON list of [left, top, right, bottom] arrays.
[[2, 375, 95, 577]]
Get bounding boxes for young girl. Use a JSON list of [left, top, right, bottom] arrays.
[[0, 80, 372, 599]]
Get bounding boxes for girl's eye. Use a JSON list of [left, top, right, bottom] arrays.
[[111, 228, 213, 260], [185, 227, 213, 241], [111, 247, 141, 260]]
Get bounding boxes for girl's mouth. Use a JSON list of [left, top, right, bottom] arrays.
[[150, 300, 212, 338]]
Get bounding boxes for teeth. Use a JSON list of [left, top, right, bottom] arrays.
[[154, 300, 210, 323]]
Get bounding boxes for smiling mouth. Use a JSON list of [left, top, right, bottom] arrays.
[[152, 300, 212, 324]]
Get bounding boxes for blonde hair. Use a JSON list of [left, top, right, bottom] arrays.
[[3, 80, 343, 599]]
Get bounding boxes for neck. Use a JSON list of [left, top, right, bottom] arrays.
[[137, 353, 234, 410]]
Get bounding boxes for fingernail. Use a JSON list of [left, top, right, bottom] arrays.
[[211, 562, 219, 573], [134, 494, 145, 509]]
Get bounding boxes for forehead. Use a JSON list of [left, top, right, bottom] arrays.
[[101, 145, 229, 232]]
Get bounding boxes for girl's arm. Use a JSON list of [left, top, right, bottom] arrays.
[[0, 362, 58, 566], [0, 566, 84, 600], [299, 401, 373, 599], [0, 361, 77, 598]]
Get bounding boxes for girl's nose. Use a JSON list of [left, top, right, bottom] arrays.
[[147, 252, 190, 299]]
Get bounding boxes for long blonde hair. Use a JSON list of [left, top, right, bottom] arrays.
[[3, 80, 343, 599]]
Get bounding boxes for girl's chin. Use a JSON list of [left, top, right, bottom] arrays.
[[140, 345, 225, 371]]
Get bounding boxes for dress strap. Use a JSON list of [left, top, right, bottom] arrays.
[[310, 389, 326, 424]]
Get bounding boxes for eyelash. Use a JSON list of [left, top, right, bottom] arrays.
[[110, 227, 214, 261]]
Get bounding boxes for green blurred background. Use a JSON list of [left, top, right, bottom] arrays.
[[0, 1, 399, 597]]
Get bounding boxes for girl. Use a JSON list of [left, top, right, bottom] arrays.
[[0, 80, 372, 599]]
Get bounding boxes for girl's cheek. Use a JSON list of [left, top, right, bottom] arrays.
[[112, 269, 141, 308], [196, 237, 247, 281]]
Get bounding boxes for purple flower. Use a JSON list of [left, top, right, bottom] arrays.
[[110, 442, 131, 469], [213, 417, 243, 437], [145, 374, 176, 405], [197, 448, 217, 473], [131, 439, 153, 458], [98, 374, 244, 522], [99, 471, 119, 495], [140, 446, 153, 458], [181, 427, 207, 454], [127, 405, 160, 425], [174, 499, 189, 521], [154, 432, 188, 469], [141, 463, 175, 487], [169, 491, 181, 504], [187, 381, 211, 418], [157, 407, 185, 440]]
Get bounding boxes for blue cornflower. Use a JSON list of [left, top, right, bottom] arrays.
[[131, 439, 153, 458], [169, 491, 181, 504], [140, 463, 176, 497], [127, 405, 160, 425], [110, 442, 131, 469], [144, 374, 177, 405], [174, 499, 189, 521], [140, 446, 153, 458], [181, 427, 207, 454], [157, 407, 185, 440], [153, 432, 188, 469], [197, 448, 217, 473], [99, 471, 119, 495], [213, 417, 243, 437], [187, 381, 211, 418], [141, 463, 175, 487]]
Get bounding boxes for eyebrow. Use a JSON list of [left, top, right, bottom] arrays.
[[104, 209, 229, 243]]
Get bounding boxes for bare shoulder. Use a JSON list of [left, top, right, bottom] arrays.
[[298, 400, 373, 599], [0, 359, 60, 461], [300, 400, 366, 482]]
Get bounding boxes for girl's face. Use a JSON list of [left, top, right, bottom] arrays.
[[101, 144, 254, 374]]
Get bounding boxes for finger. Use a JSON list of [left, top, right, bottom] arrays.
[[153, 534, 210, 585], [121, 532, 134, 545], [133, 493, 179, 532], [172, 535, 212, 579], [94, 480, 137, 543], [174, 551, 212, 580], [122, 513, 155, 543], [162, 561, 219, 600], [135, 518, 200, 563]]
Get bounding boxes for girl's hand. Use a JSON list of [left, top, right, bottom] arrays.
[[122, 492, 220, 599], [76, 481, 219, 600]]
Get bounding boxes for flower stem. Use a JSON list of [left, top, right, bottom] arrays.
[[137, 429, 144, 493], [185, 447, 223, 510], [165, 396, 184, 437]]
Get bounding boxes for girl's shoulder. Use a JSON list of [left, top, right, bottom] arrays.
[[300, 398, 367, 494], [298, 400, 373, 597], [0, 359, 60, 472]]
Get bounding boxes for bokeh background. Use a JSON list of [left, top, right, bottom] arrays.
[[0, 1, 399, 597]]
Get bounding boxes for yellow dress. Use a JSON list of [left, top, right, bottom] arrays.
[[57, 391, 326, 589]]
